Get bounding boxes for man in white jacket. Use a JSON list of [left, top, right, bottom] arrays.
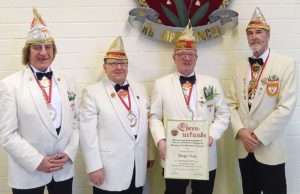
[[80, 36, 150, 194], [0, 8, 79, 194], [150, 22, 230, 194], [227, 7, 297, 194]]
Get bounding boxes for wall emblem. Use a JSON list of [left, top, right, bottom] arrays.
[[129, 0, 238, 43]]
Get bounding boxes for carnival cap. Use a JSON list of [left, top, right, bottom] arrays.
[[26, 7, 54, 44], [104, 36, 128, 60], [246, 7, 270, 32], [175, 21, 196, 51]]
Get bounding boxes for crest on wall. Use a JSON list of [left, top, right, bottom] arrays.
[[129, 0, 238, 43]]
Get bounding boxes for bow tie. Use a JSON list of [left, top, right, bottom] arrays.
[[248, 57, 264, 66], [115, 84, 129, 92], [180, 75, 196, 84], [36, 72, 53, 81]]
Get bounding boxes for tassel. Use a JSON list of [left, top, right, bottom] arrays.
[[195, 0, 200, 6], [166, 0, 171, 5]]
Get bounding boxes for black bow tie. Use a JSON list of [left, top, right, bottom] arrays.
[[36, 72, 53, 81], [248, 57, 264, 66], [180, 75, 196, 84], [115, 84, 129, 92]]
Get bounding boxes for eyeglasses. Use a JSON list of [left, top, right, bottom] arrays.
[[106, 62, 128, 68], [175, 52, 196, 58], [31, 44, 53, 51]]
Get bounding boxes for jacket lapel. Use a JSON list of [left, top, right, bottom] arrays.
[[52, 71, 69, 138], [25, 66, 57, 137], [240, 60, 251, 114], [103, 79, 135, 139], [171, 72, 191, 119]]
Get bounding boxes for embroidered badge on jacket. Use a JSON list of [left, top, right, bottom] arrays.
[[266, 75, 279, 96], [203, 86, 218, 101], [67, 89, 76, 110]]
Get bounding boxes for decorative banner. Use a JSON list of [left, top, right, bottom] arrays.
[[128, 0, 238, 43]]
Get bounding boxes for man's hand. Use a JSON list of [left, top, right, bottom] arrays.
[[37, 154, 64, 173], [50, 153, 70, 166], [208, 136, 213, 147], [158, 139, 166, 160], [237, 128, 260, 152], [89, 169, 104, 186]]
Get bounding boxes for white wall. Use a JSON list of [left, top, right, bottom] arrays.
[[0, 0, 299, 194]]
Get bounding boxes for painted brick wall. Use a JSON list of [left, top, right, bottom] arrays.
[[0, 0, 299, 194]]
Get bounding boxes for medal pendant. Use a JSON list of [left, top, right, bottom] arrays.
[[249, 78, 257, 89], [251, 63, 261, 73], [40, 77, 50, 88], [127, 111, 137, 127], [47, 103, 57, 121]]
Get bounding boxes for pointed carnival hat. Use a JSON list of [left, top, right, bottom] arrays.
[[26, 7, 54, 44], [246, 7, 270, 32], [104, 36, 128, 60], [175, 21, 196, 51]]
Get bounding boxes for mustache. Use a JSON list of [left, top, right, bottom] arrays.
[[250, 39, 261, 45]]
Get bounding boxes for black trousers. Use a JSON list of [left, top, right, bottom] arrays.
[[93, 167, 143, 194], [239, 153, 286, 194], [12, 177, 73, 194], [163, 169, 216, 194]]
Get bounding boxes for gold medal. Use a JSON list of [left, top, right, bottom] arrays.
[[127, 110, 137, 127], [249, 78, 257, 89], [251, 63, 261, 73]]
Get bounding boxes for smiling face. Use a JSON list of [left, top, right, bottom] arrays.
[[247, 28, 270, 58], [173, 49, 198, 76], [103, 58, 128, 85], [29, 42, 54, 71]]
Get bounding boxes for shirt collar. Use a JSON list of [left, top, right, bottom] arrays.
[[109, 79, 129, 87], [29, 64, 50, 73], [251, 48, 270, 63], [177, 71, 195, 78]]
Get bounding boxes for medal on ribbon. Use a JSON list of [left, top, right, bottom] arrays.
[[30, 67, 56, 121], [117, 89, 137, 128], [248, 53, 270, 107], [181, 81, 194, 120]]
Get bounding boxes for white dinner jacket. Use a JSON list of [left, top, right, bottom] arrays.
[[227, 51, 297, 165], [150, 72, 230, 171], [79, 78, 149, 191], [0, 65, 79, 189]]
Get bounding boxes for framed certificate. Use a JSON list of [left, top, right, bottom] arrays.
[[164, 120, 209, 180]]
